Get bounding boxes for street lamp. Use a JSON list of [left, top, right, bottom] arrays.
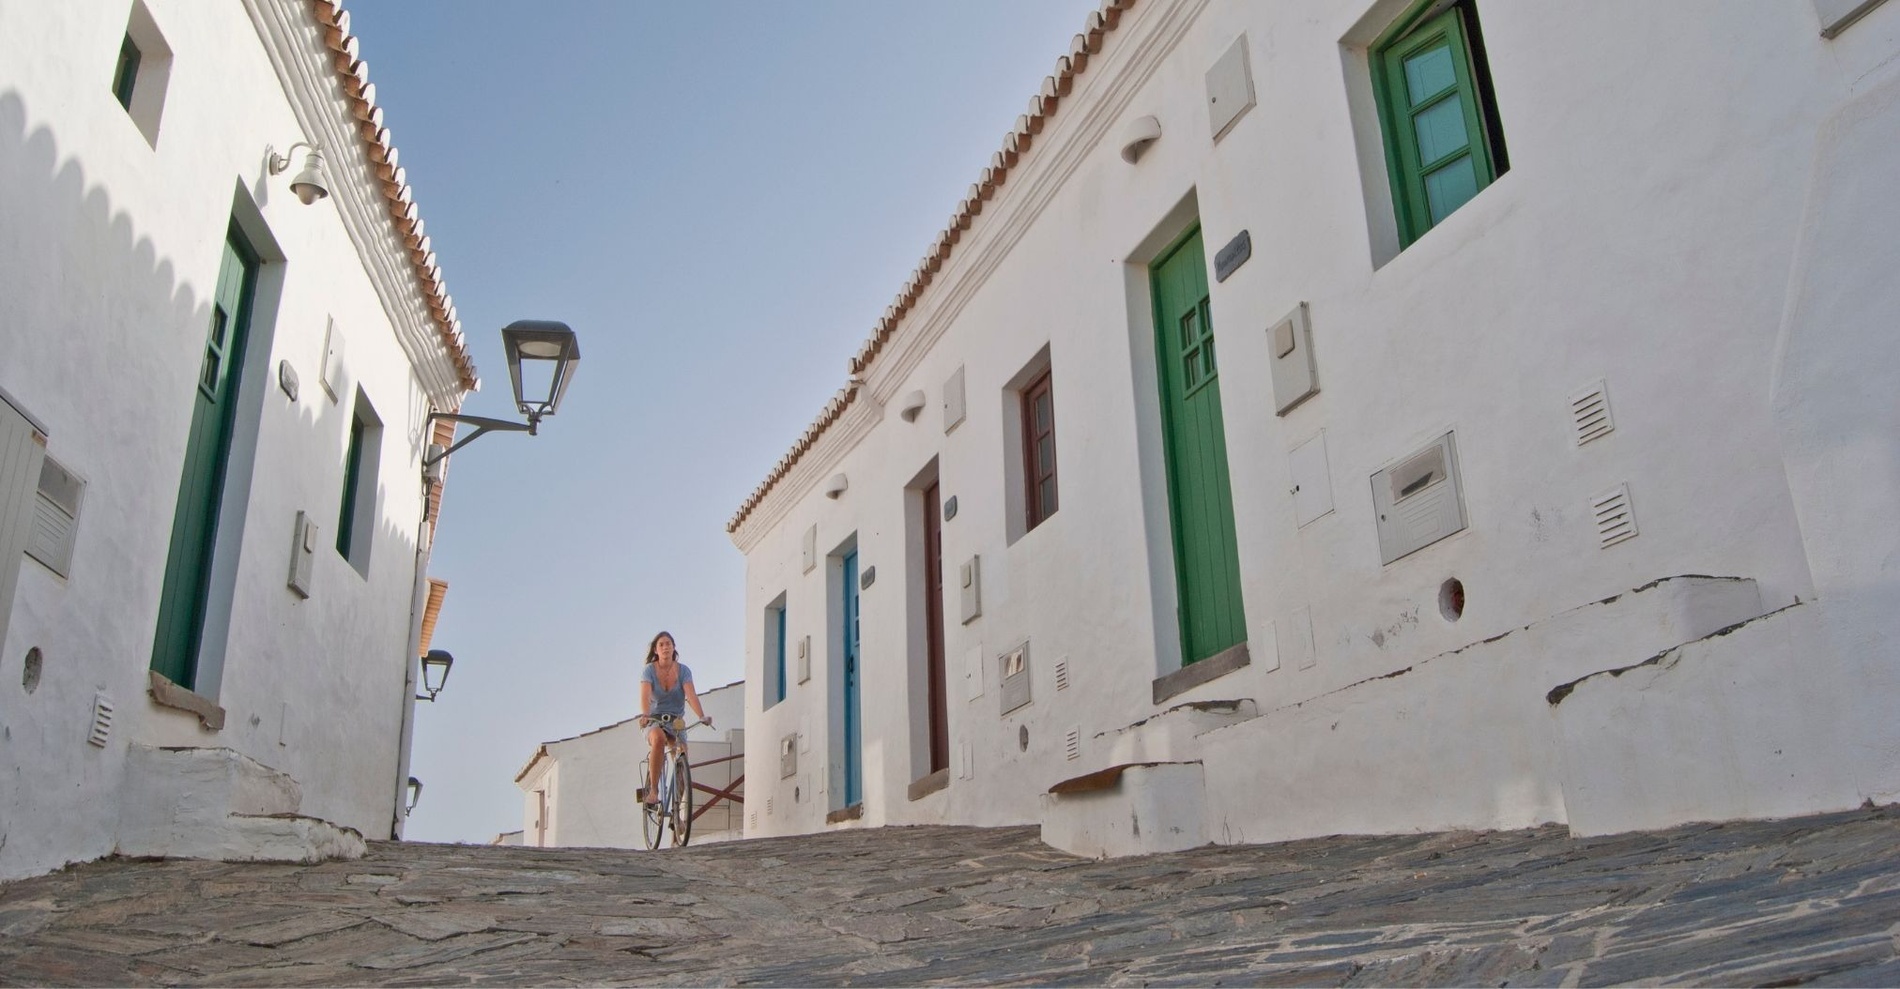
[[422, 320, 579, 471], [417, 649, 454, 702], [406, 776, 423, 813]]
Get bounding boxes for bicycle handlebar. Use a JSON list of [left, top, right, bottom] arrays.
[[640, 714, 709, 731]]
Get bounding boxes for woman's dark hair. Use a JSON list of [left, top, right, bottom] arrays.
[[645, 631, 677, 665]]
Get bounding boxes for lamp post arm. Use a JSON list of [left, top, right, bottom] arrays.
[[423, 412, 535, 467]]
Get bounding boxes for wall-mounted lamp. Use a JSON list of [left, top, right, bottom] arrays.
[[406, 776, 424, 813], [824, 473, 849, 499], [417, 648, 454, 702], [423, 320, 580, 470], [1119, 115, 1162, 164], [898, 389, 927, 422], [266, 141, 329, 204]]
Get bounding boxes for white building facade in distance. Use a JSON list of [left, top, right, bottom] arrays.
[[730, 0, 1900, 855], [0, 0, 477, 879], [514, 681, 747, 848]]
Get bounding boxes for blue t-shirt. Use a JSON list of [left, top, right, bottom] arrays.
[[642, 662, 693, 718]]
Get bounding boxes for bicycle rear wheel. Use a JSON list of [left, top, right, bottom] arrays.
[[671, 752, 693, 847], [640, 763, 663, 850]]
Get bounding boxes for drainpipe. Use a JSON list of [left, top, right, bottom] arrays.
[[390, 488, 433, 839]]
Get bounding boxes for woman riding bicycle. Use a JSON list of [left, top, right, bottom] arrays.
[[639, 631, 710, 807]]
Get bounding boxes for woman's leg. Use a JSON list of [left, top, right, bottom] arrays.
[[645, 726, 666, 804]]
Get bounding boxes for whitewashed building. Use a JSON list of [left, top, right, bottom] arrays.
[[0, 0, 477, 879], [513, 681, 747, 848], [730, 0, 1900, 855]]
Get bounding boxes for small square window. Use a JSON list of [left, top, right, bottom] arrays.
[[1001, 345, 1059, 544], [1371, 0, 1508, 248], [336, 393, 382, 575], [764, 595, 788, 708], [1021, 369, 1059, 531], [111, 1, 173, 149]]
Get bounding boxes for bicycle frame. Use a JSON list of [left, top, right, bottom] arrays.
[[641, 716, 704, 849]]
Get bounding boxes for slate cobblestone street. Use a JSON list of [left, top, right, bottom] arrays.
[[4, 805, 1900, 987]]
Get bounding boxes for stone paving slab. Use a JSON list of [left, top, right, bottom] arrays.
[[3, 806, 1900, 985]]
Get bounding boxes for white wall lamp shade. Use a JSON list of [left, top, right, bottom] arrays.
[[824, 473, 848, 499], [267, 142, 329, 204], [898, 389, 928, 422], [1120, 115, 1162, 164]]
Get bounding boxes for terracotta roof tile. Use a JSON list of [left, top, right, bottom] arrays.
[[728, 0, 1136, 534], [306, 0, 478, 392]]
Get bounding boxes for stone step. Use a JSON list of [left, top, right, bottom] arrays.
[[1196, 575, 1769, 847], [115, 745, 364, 864], [1039, 761, 1205, 859], [1549, 599, 1873, 836], [1098, 698, 1259, 766]]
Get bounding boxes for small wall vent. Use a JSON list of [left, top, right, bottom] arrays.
[[1064, 725, 1081, 761], [765, 798, 774, 817], [1592, 483, 1638, 548], [1054, 658, 1070, 692], [88, 692, 115, 747], [749, 811, 758, 829], [1571, 379, 1614, 446], [28, 456, 84, 578]]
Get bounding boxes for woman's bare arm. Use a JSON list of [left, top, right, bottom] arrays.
[[683, 679, 710, 727]]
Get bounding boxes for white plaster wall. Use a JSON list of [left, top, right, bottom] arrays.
[[0, 0, 448, 878], [516, 682, 747, 848], [738, 0, 1900, 841], [1767, 52, 1900, 807]]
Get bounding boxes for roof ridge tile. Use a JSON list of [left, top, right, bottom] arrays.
[[729, 0, 1137, 534]]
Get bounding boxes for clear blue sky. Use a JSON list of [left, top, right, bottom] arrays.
[[347, 0, 1103, 843]]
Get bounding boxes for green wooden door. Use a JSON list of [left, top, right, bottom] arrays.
[[1151, 228, 1246, 665], [151, 228, 257, 688]]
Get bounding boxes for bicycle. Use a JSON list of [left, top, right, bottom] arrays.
[[638, 714, 704, 849]]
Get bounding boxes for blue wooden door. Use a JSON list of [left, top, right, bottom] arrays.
[[842, 550, 863, 807]]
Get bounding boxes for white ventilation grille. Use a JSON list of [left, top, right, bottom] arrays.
[[88, 693, 115, 748], [1592, 484, 1637, 548], [749, 811, 757, 830], [1054, 659, 1070, 691], [765, 797, 774, 816], [1571, 379, 1614, 446], [27, 457, 83, 578], [1064, 725, 1081, 761]]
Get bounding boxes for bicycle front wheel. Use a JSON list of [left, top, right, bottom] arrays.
[[640, 764, 663, 850], [671, 753, 693, 847]]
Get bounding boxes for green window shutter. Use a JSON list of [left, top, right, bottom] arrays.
[[1374, 2, 1504, 247], [112, 35, 140, 111], [336, 414, 365, 559]]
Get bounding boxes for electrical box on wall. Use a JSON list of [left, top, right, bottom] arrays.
[[964, 644, 985, 700], [998, 642, 1032, 715], [1288, 429, 1335, 528], [1371, 432, 1468, 565], [959, 555, 982, 624], [319, 317, 346, 403], [795, 635, 811, 683], [287, 510, 317, 597], [944, 365, 967, 433], [801, 524, 817, 573], [780, 734, 798, 779], [1204, 34, 1256, 141], [1268, 302, 1319, 415]]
